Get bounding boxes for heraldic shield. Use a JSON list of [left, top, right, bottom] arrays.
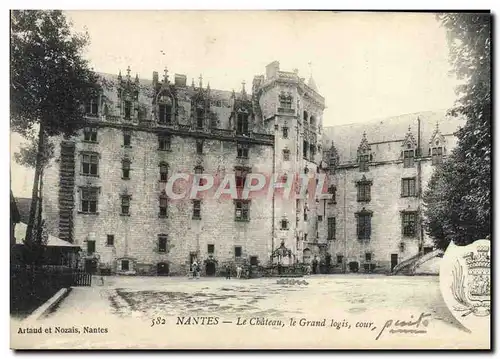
[[440, 239, 491, 332]]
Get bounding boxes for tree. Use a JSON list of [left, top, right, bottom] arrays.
[[11, 10, 101, 245], [423, 13, 491, 249]]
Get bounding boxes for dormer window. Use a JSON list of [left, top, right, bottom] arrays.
[[196, 108, 204, 129], [429, 123, 446, 166], [431, 146, 444, 165], [85, 98, 99, 116], [124, 100, 132, 119], [357, 133, 371, 172], [279, 92, 293, 109], [403, 149, 415, 168], [236, 112, 249, 135], [359, 154, 369, 172], [159, 103, 172, 124]]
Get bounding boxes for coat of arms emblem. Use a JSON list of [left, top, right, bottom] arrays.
[[451, 245, 490, 317]]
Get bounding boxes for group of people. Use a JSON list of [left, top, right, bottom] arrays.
[[190, 260, 244, 279]]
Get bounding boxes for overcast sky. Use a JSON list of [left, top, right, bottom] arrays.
[[11, 11, 459, 197]]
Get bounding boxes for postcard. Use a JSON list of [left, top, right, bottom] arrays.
[[9, 10, 491, 350]]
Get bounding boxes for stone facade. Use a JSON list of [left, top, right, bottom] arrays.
[[42, 61, 463, 275]]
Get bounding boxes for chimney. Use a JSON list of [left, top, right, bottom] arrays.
[[175, 74, 187, 87], [266, 61, 280, 80], [153, 71, 159, 88]]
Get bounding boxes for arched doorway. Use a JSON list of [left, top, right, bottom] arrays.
[[157, 262, 169, 276], [205, 262, 216, 276]]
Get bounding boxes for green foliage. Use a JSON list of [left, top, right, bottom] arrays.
[[11, 10, 101, 137], [424, 14, 491, 249]]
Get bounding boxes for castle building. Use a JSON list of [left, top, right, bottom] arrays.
[[41, 61, 463, 275]]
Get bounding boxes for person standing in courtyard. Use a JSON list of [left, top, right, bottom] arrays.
[[192, 260, 198, 279], [225, 264, 231, 279], [236, 265, 242, 279]]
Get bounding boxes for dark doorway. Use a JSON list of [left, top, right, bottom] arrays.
[[190, 253, 197, 265], [391, 254, 398, 271], [85, 259, 97, 274], [205, 262, 216, 276], [157, 262, 169, 276], [423, 247, 433, 255]]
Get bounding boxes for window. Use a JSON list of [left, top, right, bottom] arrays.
[[279, 93, 292, 109], [122, 159, 131, 180], [158, 235, 168, 253], [80, 187, 98, 213], [283, 149, 290, 161], [196, 108, 204, 129], [87, 240, 95, 254], [236, 113, 249, 134], [207, 244, 214, 254], [158, 135, 171, 151], [336, 255, 343, 265], [303, 111, 308, 122], [327, 217, 336, 240], [304, 209, 308, 221], [431, 147, 443, 165], [193, 200, 201, 219], [357, 181, 372, 202], [107, 235, 114, 246], [365, 252, 372, 262], [235, 246, 242, 258], [121, 195, 131, 215], [237, 143, 249, 159], [303, 140, 308, 159], [402, 212, 417, 237], [83, 127, 97, 142], [85, 98, 99, 116], [194, 166, 204, 187], [159, 195, 168, 218], [235, 167, 249, 188], [403, 150, 415, 168], [304, 233, 308, 243], [281, 219, 289, 230], [158, 103, 172, 124], [401, 178, 417, 197], [196, 140, 203, 155], [159, 162, 168, 182], [310, 144, 316, 159], [282, 127, 288, 139], [124, 100, 132, 119], [359, 154, 369, 172], [235, 200, 250, 221], [357, 212, 372, 240], [318, 215, 323, 222], [121, 260, 129, 271], [123, 130, 131, 147], [81, 153, 99, 176], [250, 256, 258, 265], [328, 186, 336, 202]]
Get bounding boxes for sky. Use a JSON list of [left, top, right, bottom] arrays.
[[11, 11, 459, 198]]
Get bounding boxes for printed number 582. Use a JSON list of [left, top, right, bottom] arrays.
[[151, 317, 166, 327]]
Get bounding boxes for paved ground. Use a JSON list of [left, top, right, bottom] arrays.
[[12, 274, 485, 349]]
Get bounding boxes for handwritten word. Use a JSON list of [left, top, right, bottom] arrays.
[[375, 312, 431, 340]]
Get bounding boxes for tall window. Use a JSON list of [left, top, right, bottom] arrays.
[[310, 144, 316, 160], [235, 167, 249, 188], [159, 162, 168, 182], [365, 252, 372, 262], [327, 217, 336, 240], [303, 140, 308, 159], [87, 240, 96, 254], [158, 135, 171, 151], [357, 180, 372, 202], [431, 147, 443, 165], [107, 235, 114, 246], [124, 100, 132, 119], [328, 186, 336, 202], [80, 187, 99, 213], [283, 149, 290, 161], [158, 235, 168, 253], [85, 98, 99, 116], [83, 127, 98, 142], [403, 149, 415, 168], [357, 212, 372, 240], [193, 200, 201, 219], [235, 246, 242, 258], [281, 219, 289, 230], [123, 130, 131, 147], [158, 103, 172, 124], [159, 195, 168, 218], [279, 93, 292, 109], [194, 166, 204, 186], [81, 153, 99, 176], [122, 159, 131, 180], [196, 107, 204, 129], [282, 127, 288, 139], [402, 212, 417, 237], [237, 143, 249, 159], [196, 140, 203, 155], [237, 113, 249, 135], [235, 200, 250, 221], [121, 195, 131, 215], [401, 178, 417, 197], [359, 154, 369, 172], [207, 244, 214, 254]]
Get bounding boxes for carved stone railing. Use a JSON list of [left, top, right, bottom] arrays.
[[278, 107, 295, 115]]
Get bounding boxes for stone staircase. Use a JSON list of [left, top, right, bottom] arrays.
[[392, 249, 444, 275], [58, 141, 76, 243]]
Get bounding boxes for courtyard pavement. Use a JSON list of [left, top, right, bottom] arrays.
[[11, 274, 487, 349]]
